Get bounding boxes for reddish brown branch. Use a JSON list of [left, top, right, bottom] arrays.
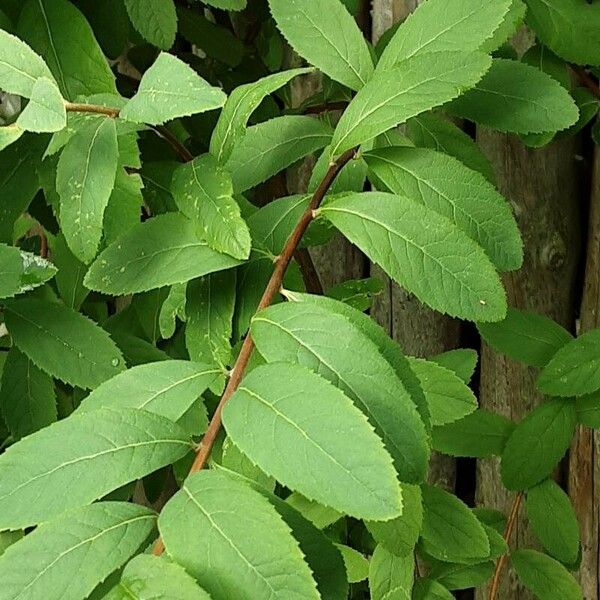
[[489, 492, 524, 600]]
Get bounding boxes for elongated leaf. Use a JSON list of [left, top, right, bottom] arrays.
[[4, 298, 124, 389], [85, 213, 240, 295], [537, 329, 600, 396], [378, 0, 511, 68], [124, 0, 177, 50], [330, 51, 491, 157], [159, 470, 320, 600], [0, 244, 56, 299], [16, 76, 65, 133], [18, 0, 117, 99], [479, 308, 572, 368], [251, 301, 429, 483], [0, 407, 190, 529], [501, 399, 576, 491], [223, 362, 402, 520], [0, 29, 54, 98], [49, 233, 89, 309], [268, 0, 373, 91], [210, 68, 312, 164], [421, 484, 490, 563], [449, 59, 579, 134], [172, 154, 251, 259], [121, 53, 226, 125], [365, 147, 522, 271], [369, 545, 413, 600], [432, 349, 478, 383], [226, 115, 333, 192], [320, 192, 507, 322], [0, 347, 56, 440], [105, 555, 211, 600], [77, 360, 219, 421], [56, 116, 118, 263], [526, 479, 580, 565], [0, 502, 155, 600], [511, 549, 583, 600], [336, 544, 369, 583]]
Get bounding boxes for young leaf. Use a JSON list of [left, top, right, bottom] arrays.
[[210, 68, 313, 164], [159, 283, 187, 339], [77, 360, 220, 421], [268, 0, 374, 91], [16, 76, 66, 133], [0, 347, 56, 441], [432, 349, 478, 384], [226, 115, 333, 192], [537, 329, 600, 397], [408, 358, 477, 426], [526, 479, 580, 565], [511, 549, 583, 600], [501, 399, 576, 491], [159, 470, 320, 600], [0, 244, 56, 299], [319, 192, 507, 322], [172, 154, 251, 259], [420, 484, 490, 563], [104, 554, 211, 600], [432, 410, 514, 458], [120, 53, 227, 125], [4, 298, 124, 389], [223, 362, 403, 520], [478, 307, 572, 368], [251, 301, 429, 483], [0, 502, 156, 600], [368, 545, 414, 600], [56, 116, 118, 263], [329, 51, 491, 157], [377, 0, 511, 69], [449, 59, 579, 134], [84, 213, 241, 295], [123, 0, 177, 50], [0, 407, 190, 530], [0, 29, 54, 98], [364, 146, 523, 271]]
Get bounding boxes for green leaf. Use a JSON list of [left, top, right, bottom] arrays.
[[285, 493, 342, 529], [479, 308, 572, 368], [77, 360, 219, 421], [120, 53, 227, 125], [56, 116, 118, 263], [336, 544, 369, 583], [511, 549, 583, 600], [537, 329, 600, 396], [18, 0, 117, 99], [526, 479, 580, 565], [159, 283, 186, 339], [210, 68, 312, 164], [412, 579, 454, 600], [480, 0, 527, 53], [319, 192, 507, 322], [366, 483, 423, 557], [172, 154, 251, 259], [432, 410, 514, 458], [0, 243, 56, 299], [432, 561, 494, 591], [326, 277, 383, 312], [268, 0, 373, 91], [159, 470, 320, 600], [368, 545, 413, 600], [0, 502, 156, 600], [364, 147, 522, 271], [123, 0, 177, 50], [377, 0, 511, 69], [251, 301, 429, 483], [84, 213, 241, 295], [202, 0, 246, 10], [576, 391, 600, 428], [15, 76, 65, 133], [432, 349, 478, 383], [0, 347, 56, 441], [0, 29, 54, 98], [220, 438, 275, 492], [449, 59, 579, 134], [501, 399, 576, 491], [0, 125, 23, 152], [4, 298, 124, 389], [329, 51, 491, 157], [223, 362, 402, 520], [226, 115, 333, 193], [408, 358, 477, 426], [105, 555, 211, 600], [49, 233, 89, 309], [0, 407, 189, 530], [420, 484, 490, 563]]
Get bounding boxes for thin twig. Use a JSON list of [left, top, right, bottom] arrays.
[[489, 492, 524, 600], [294, 248, 324, 294]]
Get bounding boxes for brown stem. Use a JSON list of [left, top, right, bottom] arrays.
[[488, 492, 524, 600], [571, 65, 600, 101]]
